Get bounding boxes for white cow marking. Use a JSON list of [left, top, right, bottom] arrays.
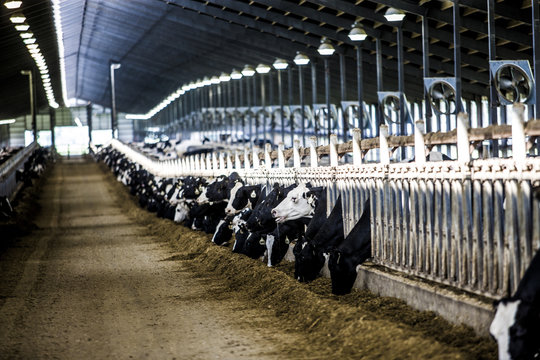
[[490, 299, 520, 360], [224, 182, 244, 215], [266, 234, 275, 267]]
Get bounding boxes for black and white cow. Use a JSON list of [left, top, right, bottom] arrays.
[[490, 247, 540, 360], [328, 198, 371, 295], [246, 183, 295, 233], [271, 183, 325, 223], [266, 218, 307, 267], [224, 184, 264, 216], [296, 196, 343, 283], [231, 208, 253, 253]]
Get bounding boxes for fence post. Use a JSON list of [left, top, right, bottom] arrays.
[[352, 128, 362, 167], [310, 136, 318, 167], [212, 152, 218, 171], [219, 152, 225, 170], [226, 152, 233, 170], [206, 153, 212, 170], [278, 142, 285, 169], [244, 146, 251, 169], [253, 147, 260, 169], [380, 125, 390, 164], [457, 112, 470, 163], [293, 139, 301, 168], [330, 134, 338, 167], [235, 150, 242, 171], [414, 120, 426, 164], [265, 143, 272, 169], [511, 103, 526, 165]]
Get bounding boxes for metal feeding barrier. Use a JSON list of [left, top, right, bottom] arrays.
[[111, 104, 540, 300], [0, 141, 39, 199]]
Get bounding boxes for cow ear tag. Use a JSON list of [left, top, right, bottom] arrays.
[[284, 238, 290, 245], [259, 239, 266, 245], [250, 190, 257, 198]]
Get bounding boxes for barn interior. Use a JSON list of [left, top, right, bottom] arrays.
[[1, 1, 540, 359]]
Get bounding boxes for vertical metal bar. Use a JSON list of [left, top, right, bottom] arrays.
[[324, 57, 331, 143], [278, 70, 285, 144], [472, 180, 483, 291], [252, 76, 256, 148], [356, 46, 364, 138], [376, 38, 383, 136], [247, 77, 252, 148], [110, 64, 117, 138], [260, 73, 266, 146], [493, 180, 506, 295], [311, 61, 318, 139], [505, 181, 520, 294], [422, 17, 432, 133], [340, 53, 348, 142], [49, 106, 55, 150], [87, 102, 93, 145], [288, 67, 294, 147], [532, 0, 540, 119], [453, 0, 463, 114], [397, 25, 406, 161], [269, 72, 275, 146], [299, 65, 306, 147], [483, 181, 495, 293], [487, 0, 499, 156]]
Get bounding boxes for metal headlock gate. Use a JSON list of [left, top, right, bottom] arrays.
[[111, 104, 540, 300], [0, 141, 38, 199]]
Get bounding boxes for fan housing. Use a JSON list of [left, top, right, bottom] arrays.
[[424, 78, 458, 115], [489, 60, 535, 105]]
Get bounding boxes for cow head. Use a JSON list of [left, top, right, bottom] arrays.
[[243, 232, 267, 259], [295, 242, 325, 282], [271, 183, 320, 223], [328, 250, 357, 295], [491, 298, 540, 360], [231, 209, 252, 254], [225, 184, 261, 216], [267, 220, 304, 267], [246, 183, 294, 232]]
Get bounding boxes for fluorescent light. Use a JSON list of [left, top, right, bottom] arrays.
[[15, 23, 29, 31], [293, 52, 310, 66], [74, 117, 83, 127], [23, 38, 36, 44], [26, 43, 38, 50], [241, 65, 255, 77], [230, 69, 243, 80], [317, 37, 335, 56], [4, 1, 22, 9], [9, 12, 25, 23], [256, 64, 271, 74], [348, 22, 368, 41], [210, 76, 220, 84], [219, 73, 231, 82], [273, 58, 288, 70], [20, 32, 33, 39], [0, 119, 16, 125], [202, 77, 211, 86], [384, 7, 406, 22], [52, 0, 68, 106], [126, 114, 149, 120]]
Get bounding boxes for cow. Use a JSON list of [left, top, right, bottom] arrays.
[[224, 184, 264, 216], [271, 183, 325, 223], [328, 198, 371, 295], [296, 196, 343, 283], [246, 183, 296, 233], [243, 231, 267, 259], [293, 190, 328, 280], [490, 247, 540, 360], [231, 209, 252, 253], [211, 216, 233, 245], [266, 218, 307, 267]]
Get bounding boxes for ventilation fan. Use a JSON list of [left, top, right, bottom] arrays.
[[424, 78, 457, 115], [490, 60, 535, 105], [341, 101, 371, 130], [378, 91, 404, 124]]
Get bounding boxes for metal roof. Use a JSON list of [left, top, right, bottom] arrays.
[[0, 0, 537, 119]]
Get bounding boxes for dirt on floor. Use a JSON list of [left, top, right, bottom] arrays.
[[103, 162, 498, 360]]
